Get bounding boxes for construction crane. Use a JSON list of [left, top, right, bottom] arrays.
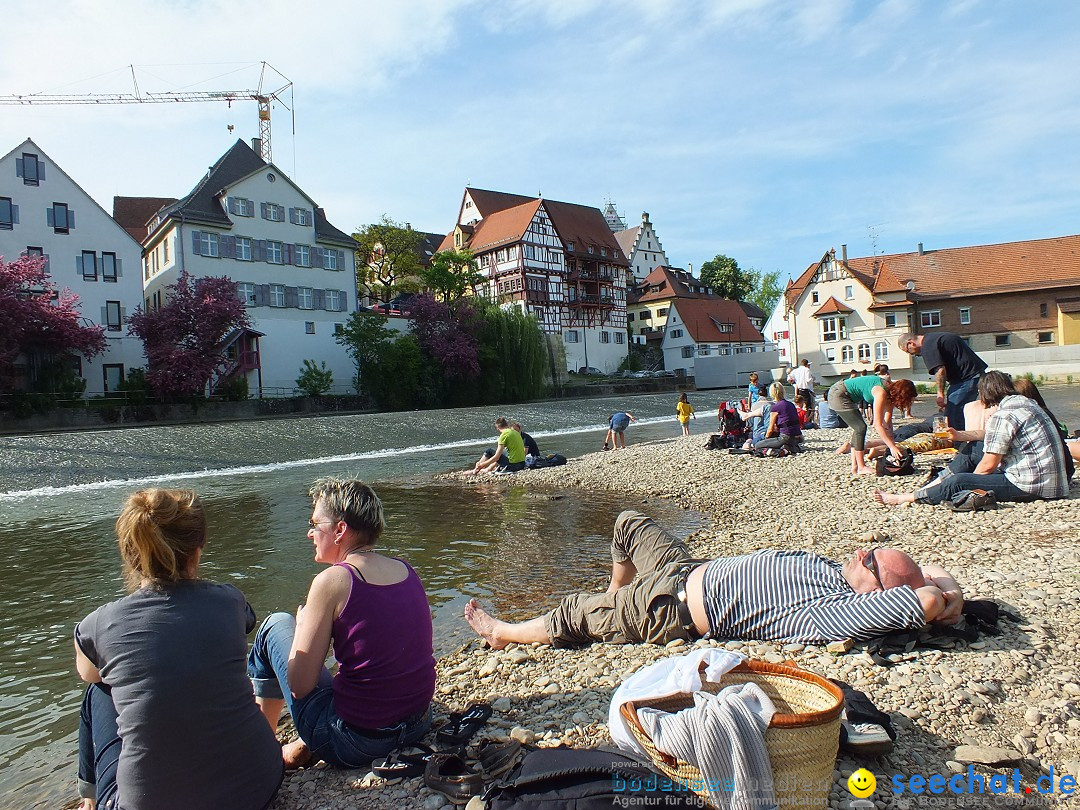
[[0, 62, 292, 164]]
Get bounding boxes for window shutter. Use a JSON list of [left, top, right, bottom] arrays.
[[11, 204, 17, 224], [39, 162, 45, 181], [311, 246, 323, 267], [115, 257, 121, 277], [337, 250, 346, 270], [227, 197, 237, 215], [97, 256, 104, 274], [120, 306, 127, 323], [313, 289, 326, 309], [192, 230, 202, 254], [47, 207, 54, 227], [260, 202, 269, 219], [15, 157, 23, 177], [255, 284, 270, 306], [76, 254, 83, 276], [288, 207, 297, 224], [100, 305, 108, 323], [285, 286, 299, 308], [284, 244, 295, 265], [253, 240, 266, 262], [68, 209, 75, 229], [44, 254, 50, 274], [338, 289, 348, 311], [220, 235, 236, 259]]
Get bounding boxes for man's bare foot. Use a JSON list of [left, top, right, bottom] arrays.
[[873, 489, 905, 505], [79, 800, 96, 810], [835, 442, 851, 455], [465, 598, 509, 650], [854, 467, 875, 476], [282, 739, 314, 770]]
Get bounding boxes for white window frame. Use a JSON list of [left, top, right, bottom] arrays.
[[858, 343, 871, 362], [295, 245, 311, 267], [875, 341, 889, 361], [994, 334, 1010, 347], [615, 332, 625, 345], [297, 287, 313, 310], [236, 237, 252, 261], [325, 289, 341, 311], [884, 312, 898, 328], [825, 347, 836, 361], [841, 344, 854, 362], [920, 310, 941, 328], [669, 328, 683, 338], [237, 282, 256, 306], [845, 285, 854, 300], [295, 208, 312, 226], [821, 316, 845, 342], [266, 241, 283, 264], [269, 284, 286, 307], [565, 330, 579, 343], [681, 346, 694, 358], [305, 321, 316, 335], [1038, 331, 1054, 344], [323, 250, 338, 270], [266, 203, 285, 222], [199, 232, 219, 257], [959, 307, 971, 325]]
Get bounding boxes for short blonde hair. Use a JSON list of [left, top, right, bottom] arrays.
[[768, 382, 786, 401], [309, 477, 384, 545]]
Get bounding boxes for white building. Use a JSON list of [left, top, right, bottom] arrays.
[[661, 297, 765, 376], [614, 212, 670, 284], [762, 297, 792, 367], [132, 139, 358, 394], [0, 138, 145, 394]]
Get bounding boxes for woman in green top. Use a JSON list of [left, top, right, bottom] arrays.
[[827, 376, 916, 475]]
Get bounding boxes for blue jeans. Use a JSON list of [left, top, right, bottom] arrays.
[[914, 470, 1035, 505], [78, 683, 121, 809], [247, 612, 431, 768], [946, 374, 982, 430]]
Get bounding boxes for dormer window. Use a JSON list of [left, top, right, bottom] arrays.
[[587, 245, 594, 254], [567, 242, 575, 252], [812, 291, 819, 304]]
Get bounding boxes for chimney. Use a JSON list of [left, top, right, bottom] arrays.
[[918, 242, 924, 255], [251, 137, 262, 156], [841, 244, 847, 263], [405, 222, 412, 230]]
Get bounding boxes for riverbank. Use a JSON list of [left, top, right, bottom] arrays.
[[262, 426, 1080, 810]]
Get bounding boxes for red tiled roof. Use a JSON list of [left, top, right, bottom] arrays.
[[630, 266, 715, 304], [459, 189, 629, 266], [671, 298, 764, 344], [112, 196, 177, 243], [468, 200, 542, 253], [813, 296, 854, 316], [790, 234, 1080, 307]]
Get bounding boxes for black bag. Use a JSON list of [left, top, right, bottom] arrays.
[[875, 447, 915, 476], [484, 747, 700, 809]]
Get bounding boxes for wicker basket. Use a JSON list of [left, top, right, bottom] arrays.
[[619, 660, 843, 810]]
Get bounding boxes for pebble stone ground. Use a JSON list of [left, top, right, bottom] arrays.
[[267, 427, 1080, 810]]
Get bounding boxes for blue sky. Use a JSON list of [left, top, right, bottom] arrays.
[[2, 0, 1078, 284]]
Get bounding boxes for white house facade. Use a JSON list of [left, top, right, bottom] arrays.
[[661, 297, 765, 375], [138, 140, 358, 394], [0, 138, 145, 394], [615, 212, 670, 284], [763, 298, 792, 367]]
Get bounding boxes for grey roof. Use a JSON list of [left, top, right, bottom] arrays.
[[156, 138, 354, 247], [614, 226, 640, 259], [738, 301, 768, 320]]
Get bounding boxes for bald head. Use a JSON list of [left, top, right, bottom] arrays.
[[874, 548, 925, 590]]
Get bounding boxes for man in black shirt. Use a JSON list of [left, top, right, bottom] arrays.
[[512, 422, 540, 457], [898, 332, 987, 429]]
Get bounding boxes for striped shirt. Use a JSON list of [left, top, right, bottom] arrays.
[[983, 395, 1069, 499], [701, 550, 924, 643]]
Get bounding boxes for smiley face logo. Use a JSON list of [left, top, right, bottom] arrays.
[[847, 768, 877, 798]]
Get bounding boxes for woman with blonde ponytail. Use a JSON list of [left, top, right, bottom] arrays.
[[74, 489, 282, 810]]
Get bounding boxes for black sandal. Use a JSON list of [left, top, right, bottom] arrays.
[[371, 743, 436, 780], [435, 702, 493, 746]]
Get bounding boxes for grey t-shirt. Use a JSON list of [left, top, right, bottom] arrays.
[[76, 580, 282, 810]]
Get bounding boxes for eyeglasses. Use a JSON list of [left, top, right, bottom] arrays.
[[863, 547, 885, 590], [308, 518, 334, 530]]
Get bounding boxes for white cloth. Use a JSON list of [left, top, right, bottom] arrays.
[[639, 684, 777, 810], [789, 365, 815, 390], [608, 649, 745, 757]]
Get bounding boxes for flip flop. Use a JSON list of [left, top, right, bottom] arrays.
[[424, 753, 484, 804], [476, 739, 522, 777], [436, 702, 493, 746], [371, 743, 436, 780]]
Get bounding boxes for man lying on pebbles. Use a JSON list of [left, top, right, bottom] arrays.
[[465, 510, 963, 649]]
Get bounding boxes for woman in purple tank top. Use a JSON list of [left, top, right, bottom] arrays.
[[248, 478, 436, 769]]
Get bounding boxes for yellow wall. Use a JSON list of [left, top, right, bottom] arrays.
[[1059, 309, 1080, 345], [627, 300, 673, 336]]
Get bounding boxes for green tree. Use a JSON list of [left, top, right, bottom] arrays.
[[295, 359, 334, 397], [421, 249, 482, 302], [747, 269, 784, 315], [353, 216, 425, 304], [336, 311, 395, 394], [699, 254, 755, 301]]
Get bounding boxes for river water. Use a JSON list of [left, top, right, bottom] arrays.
[[3, 385, 1077, 808], [0, 390, 727, 809]]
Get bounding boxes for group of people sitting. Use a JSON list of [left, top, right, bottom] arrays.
[[470, 417, 540, 474], [76, 479, 437, 810]]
